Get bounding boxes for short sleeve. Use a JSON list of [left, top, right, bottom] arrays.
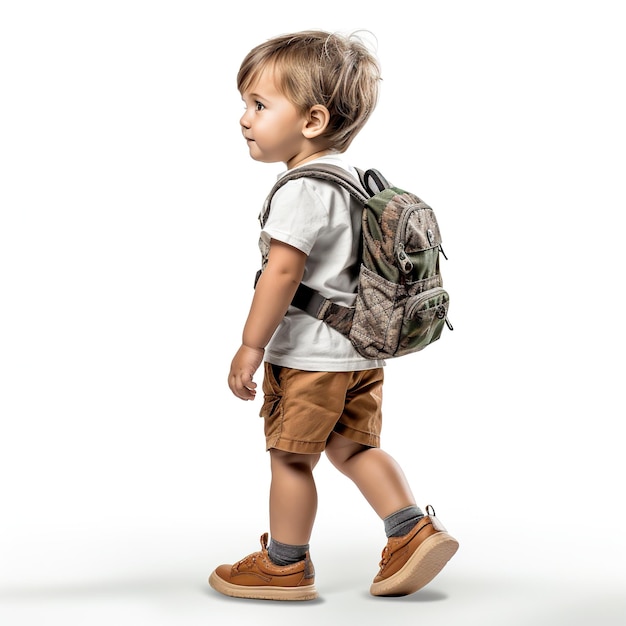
[[260, 179, 329, 255]]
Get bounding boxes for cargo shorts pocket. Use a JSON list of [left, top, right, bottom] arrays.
[[259, 363, 284, 450], [259, 363, 283, 421]]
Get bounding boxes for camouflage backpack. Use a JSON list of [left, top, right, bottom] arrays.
[[259, 163, 452, 359]]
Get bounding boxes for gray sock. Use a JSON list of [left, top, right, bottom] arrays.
[[384, 505, 424, 538], [268, 538, 309, 566]]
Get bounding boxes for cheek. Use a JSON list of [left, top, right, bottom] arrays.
[[260, 119, 290, 143]]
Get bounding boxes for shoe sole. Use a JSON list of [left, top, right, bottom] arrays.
[[370, 531, 459, 597], [208, 571, 318, 601]]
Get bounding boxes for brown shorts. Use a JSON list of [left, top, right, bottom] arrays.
[[259, 363, 384, 454]]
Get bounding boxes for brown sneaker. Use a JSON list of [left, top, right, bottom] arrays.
[[208, 533, 317, 601], [370, 505, 459, 596]]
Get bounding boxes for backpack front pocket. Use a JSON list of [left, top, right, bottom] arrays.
[[397, 287, 450, 356]]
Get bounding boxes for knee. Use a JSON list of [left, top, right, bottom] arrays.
[[270, 448, 321, 472], [325, 438, 368, 471], [325, 447, 345, 471]]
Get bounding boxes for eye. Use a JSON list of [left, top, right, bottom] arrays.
[[255, 101, 265, 111]]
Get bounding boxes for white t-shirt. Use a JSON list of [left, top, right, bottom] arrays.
[[260, 155, 385, 371]]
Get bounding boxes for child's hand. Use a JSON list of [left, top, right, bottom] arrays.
[[228, 344, 265, 400]]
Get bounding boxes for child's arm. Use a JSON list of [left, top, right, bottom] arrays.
[[228, 239, 307, 401]]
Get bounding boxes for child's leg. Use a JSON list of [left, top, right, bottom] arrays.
[[325, 431, 458, 596], [269, 448, 321, 545], [325, 432, 415, 519], [208, 447, 321, 601]]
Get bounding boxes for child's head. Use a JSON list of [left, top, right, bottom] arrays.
[[237, 30, 381, 153]]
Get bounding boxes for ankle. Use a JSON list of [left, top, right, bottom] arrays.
[[268, 538, 309, 566], [384, 505, 424, 538]]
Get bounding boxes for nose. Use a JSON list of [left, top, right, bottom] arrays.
[[240, 109, 251, 130]]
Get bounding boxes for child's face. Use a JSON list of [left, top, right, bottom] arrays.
[[240, 68, 311, 168]]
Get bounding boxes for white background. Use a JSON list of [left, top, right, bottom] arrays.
[[1, 1, 624, 624]]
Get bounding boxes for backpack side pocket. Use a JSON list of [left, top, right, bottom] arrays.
[[349, 265, 403, 359]]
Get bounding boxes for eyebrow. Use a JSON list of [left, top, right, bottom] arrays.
[[242, 92, 272, 106]]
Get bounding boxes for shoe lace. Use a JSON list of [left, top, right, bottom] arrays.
[[378, 545, 392, 570], [237, 552, 260, 570]]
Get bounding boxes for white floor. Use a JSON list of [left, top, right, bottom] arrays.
[[2, 513, 625, 626]]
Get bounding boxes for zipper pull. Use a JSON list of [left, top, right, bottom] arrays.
[[396, 243, 414, 274], [427, 228, 448, 259]]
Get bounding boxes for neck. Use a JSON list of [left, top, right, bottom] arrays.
[[286, 149, 336, 170]]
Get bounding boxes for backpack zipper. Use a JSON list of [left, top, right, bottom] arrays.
[[394, 204, 439, 274], [406, 287, 448, 320]]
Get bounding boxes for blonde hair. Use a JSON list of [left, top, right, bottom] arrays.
[[237, 30, 381, 152]]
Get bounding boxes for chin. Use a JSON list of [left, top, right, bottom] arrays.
[[251, 154, 282, 165]]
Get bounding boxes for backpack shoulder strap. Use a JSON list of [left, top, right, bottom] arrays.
[[256, 164, 393, 333], [260, 164, 372, 226]]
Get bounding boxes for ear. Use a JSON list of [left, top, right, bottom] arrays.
[[302, 105, 330, 139]]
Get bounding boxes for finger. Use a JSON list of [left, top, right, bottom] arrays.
[[230, 373, 256, 401]]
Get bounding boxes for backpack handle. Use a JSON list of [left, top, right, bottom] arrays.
[[362, 169, 391, 195]]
